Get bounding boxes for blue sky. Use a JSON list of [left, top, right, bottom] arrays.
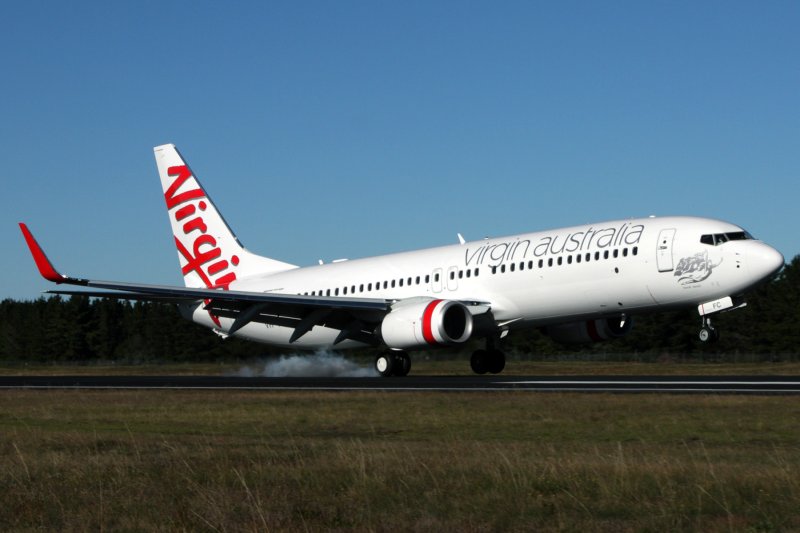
[[2, 1, 797, 300]]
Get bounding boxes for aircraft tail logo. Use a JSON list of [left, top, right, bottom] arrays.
[[154, 144, 296, 290]]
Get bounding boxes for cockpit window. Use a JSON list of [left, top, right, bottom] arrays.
[[700, 231, 754, 246], [726, 231, 752, 241]]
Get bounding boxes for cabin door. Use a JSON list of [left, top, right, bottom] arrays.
[[656, 228, 676, 272]]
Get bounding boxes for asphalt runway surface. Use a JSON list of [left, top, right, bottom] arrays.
[[2, 375, 800, 394]]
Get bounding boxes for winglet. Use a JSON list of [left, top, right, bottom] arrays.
[[18, 223, 67, 283]]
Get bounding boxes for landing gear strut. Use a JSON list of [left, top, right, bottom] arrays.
[[375, 351, 411, 377], [699, 316, 720, 343], [471, 338, 506, 374]]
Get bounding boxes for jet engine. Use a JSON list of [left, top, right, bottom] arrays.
[[380, 298, 473, 350], [546, 316, 633, 344]]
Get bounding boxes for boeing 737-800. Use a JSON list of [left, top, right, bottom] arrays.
[[19, 144, 784, 376]]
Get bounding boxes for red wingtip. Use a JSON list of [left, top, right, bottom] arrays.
[[18, 223, 66, 283]]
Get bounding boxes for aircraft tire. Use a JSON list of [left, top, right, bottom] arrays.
[[471, 349, 489, 375], [699, 327, 719, 343], [487, 349, 506, 374], [394, 352, 411, 377], [375, 353, 395, 377]]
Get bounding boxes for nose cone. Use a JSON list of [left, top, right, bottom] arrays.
[[749, 243, 784, 281]]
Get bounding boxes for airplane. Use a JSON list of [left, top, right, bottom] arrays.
[[19, 144, 785, 376]]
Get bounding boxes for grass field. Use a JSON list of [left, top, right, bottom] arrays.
[[2, 382, 800, 531]]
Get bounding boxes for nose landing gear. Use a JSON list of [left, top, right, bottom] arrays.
[[699, 316, 720, 343]]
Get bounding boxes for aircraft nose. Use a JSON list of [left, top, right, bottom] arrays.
[[749, 243, 784, 280]]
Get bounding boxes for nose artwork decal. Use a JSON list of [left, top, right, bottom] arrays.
[[674, 251, 721, 285]]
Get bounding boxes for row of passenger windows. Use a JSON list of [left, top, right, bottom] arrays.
[[491, 246, 638, 274], [305, 273, 436, 297], [301, 246, 638, 296]]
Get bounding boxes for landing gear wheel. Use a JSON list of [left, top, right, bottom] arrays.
[[471, 349, 489, 375], [699, 316, 720, 343], [699, 326, 720, 343], [393, 352, 411, 377], [487, 349, 506, 374], [375, 353, 395, 377]]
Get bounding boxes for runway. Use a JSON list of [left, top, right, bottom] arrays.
[[2, 375, 800, 394]]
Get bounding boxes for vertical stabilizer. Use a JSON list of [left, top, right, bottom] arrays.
[[154, 144, 296, 289]]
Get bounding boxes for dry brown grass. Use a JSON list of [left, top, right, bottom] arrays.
[[2, 390, 799, 531]]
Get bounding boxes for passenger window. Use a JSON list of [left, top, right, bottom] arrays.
[[416, 276, 421, 284], [391, 280, 396, 288], [492, 266, 497, 274], [548, 258, 553, 267], [458, 270, 463, 279], [449, 272, 455, 280], [501, 265, 506, 273], [510, 263, 515, 272], [576, 254, 581, 263], [399, 279, 403, 287], [623, 248, 628, 257], [557, 257, 563, 266], [613, 249, 619, 258], [425, 275, 430, 283], [538, 259, 544, 268], [604, 251, 609, 259], [475, 268, 479, 277], [567, 256, 573, 264], [335, 288, 340, 296]]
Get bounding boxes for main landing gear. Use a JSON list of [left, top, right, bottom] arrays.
[[470, 349, 505, 374], [375, 351, 411, 377], [699, 316, 720, 343], [470, 338, 506, 374]]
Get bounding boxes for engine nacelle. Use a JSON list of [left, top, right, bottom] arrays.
[[546, 316, 633, 344], [380, 298, 473, 350]]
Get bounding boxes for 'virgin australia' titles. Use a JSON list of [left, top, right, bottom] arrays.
[[464, 223, 645, 267]]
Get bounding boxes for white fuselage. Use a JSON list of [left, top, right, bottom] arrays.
[[187, 215, 783, 349]]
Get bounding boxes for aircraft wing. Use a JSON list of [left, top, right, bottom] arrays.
[[20, 223, 391, 344]]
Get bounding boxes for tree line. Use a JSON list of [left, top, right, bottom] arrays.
[[1, 256, 797, 363]]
